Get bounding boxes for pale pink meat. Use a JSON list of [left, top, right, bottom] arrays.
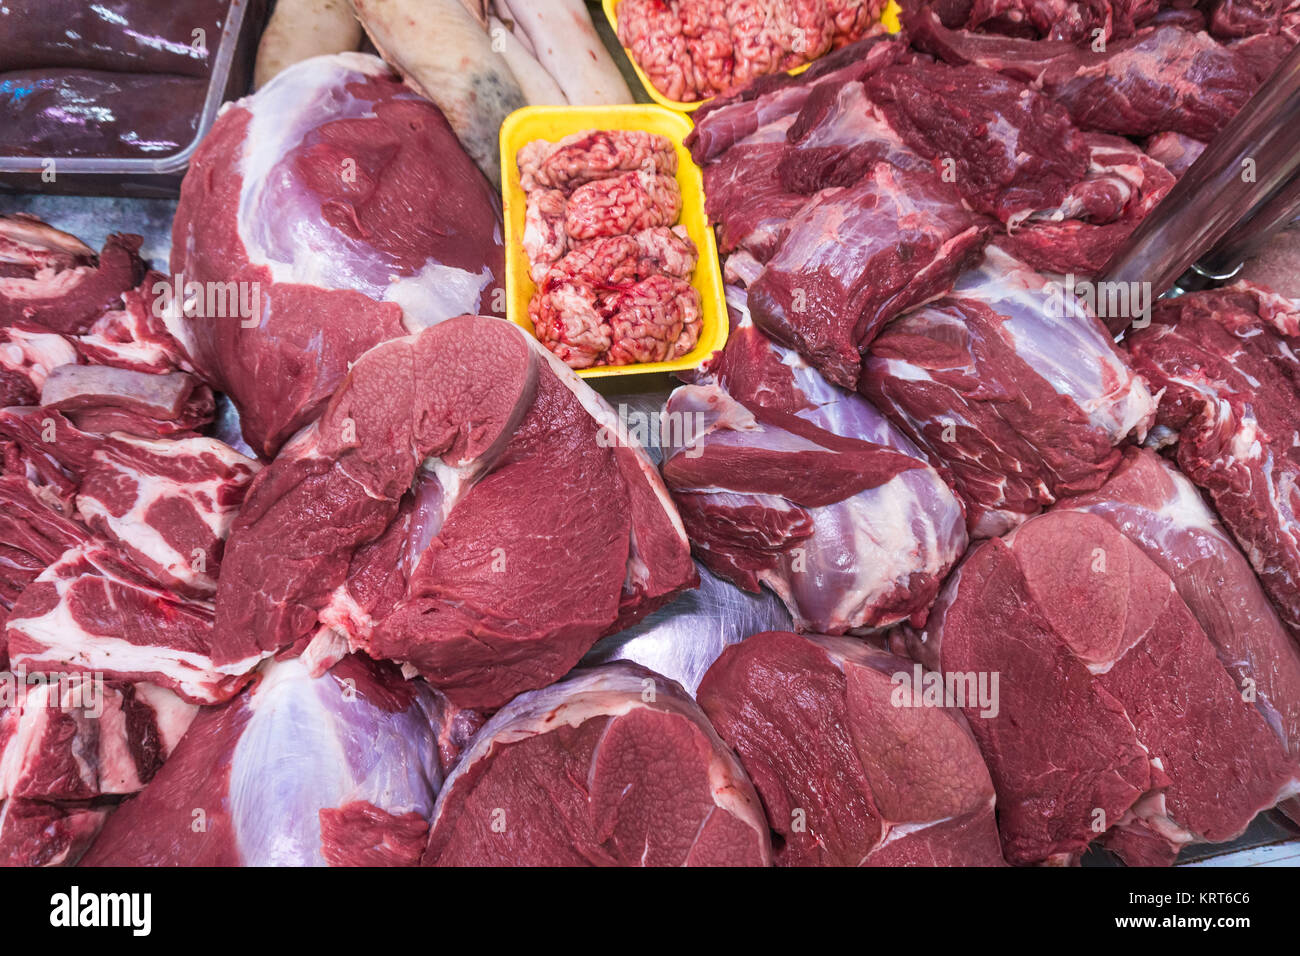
[[518, 130, 701, 368], [825, 0, 880, 45], [729, 0, 785, 86], [771, 0, 834, 68], [518, 130, 677, 193], [604, 274, 703, 364], [618, 0, 878, 101], [680, 0, 736, 97], [523, 189, 569, 281], [618, 0, 697, 102], [564, 171, 683, 241], [529, 280, 612, 368], [529, 228, 701, 368]]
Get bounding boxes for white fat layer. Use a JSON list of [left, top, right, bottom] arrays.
[[75, 434, 257, 594], [6, 546, 227, 703], [236, 53, 486, 321]]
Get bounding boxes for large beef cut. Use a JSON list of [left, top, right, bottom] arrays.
[[81, 655, 448, 867], [999, 132, 1175, 274], [902, 468, 1300, 865], [1056, 449, 1300, 787], [747, 162, 986, 387], [773, 59, 1173, 274], [214, 315, 696, 708], [698, 631, 1005, 866], [167, 53, 505, 458], [909, 9, 1266, 140], [422, 662, 772, 866], [1126, 287, 1300, 638], [660, 290, 967, 632], [861, 247, 1155, 537]]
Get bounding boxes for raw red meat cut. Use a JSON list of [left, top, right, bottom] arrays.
[[0, 800, 107, 867], [0, 216, 147, 334], [1057, 448, 1300, 780], [909, 10, 1266, 140], [0, 408, 258, 598], [5, 541, 246, 705], [214, 316, 696, 707], [705, 138, 810, 262], [748, 162, 986, 387], [1208, 0, 1300, 41], [698, 631, 1005, 866], [961, 0, 1164, 41], [661, 290, 967, 632], [865, 61, 1091, 224], [0, 328, 76, 407], [40, 365, 214, 439], [422, 662, 772, 866], [0, 678, 195, 802], [903, 501, 1300, 865], [685, 34, 908, 165], [1000, 133, 1175, 274], [861, 248, 1155, 536], [0, 476, 88, 636], [168, 54, 505, 458], [1126, 287, 1300, 638], [80, 656, 445, 867]]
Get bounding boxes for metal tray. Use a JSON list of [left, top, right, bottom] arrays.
[[0, 0, 267, 198]]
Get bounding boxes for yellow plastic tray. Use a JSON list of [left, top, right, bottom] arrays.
[[500, 104, 728, 379], [602, 0, 903, 113]]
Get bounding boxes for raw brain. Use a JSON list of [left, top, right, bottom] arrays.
[[167, 53, 505, 458]]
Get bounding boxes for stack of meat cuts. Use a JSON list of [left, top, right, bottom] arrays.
[[899, 449, 1300, 865], [519, 130, 703, 367], [1127, 287, 1300, 639], [616, 0, 885, 102], [687, 11, 1279, 388], [655, 0, 1300, 868], [0, 214, 258, 865]]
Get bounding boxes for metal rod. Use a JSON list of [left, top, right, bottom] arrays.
[[1101, 41, 1300, 300]]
